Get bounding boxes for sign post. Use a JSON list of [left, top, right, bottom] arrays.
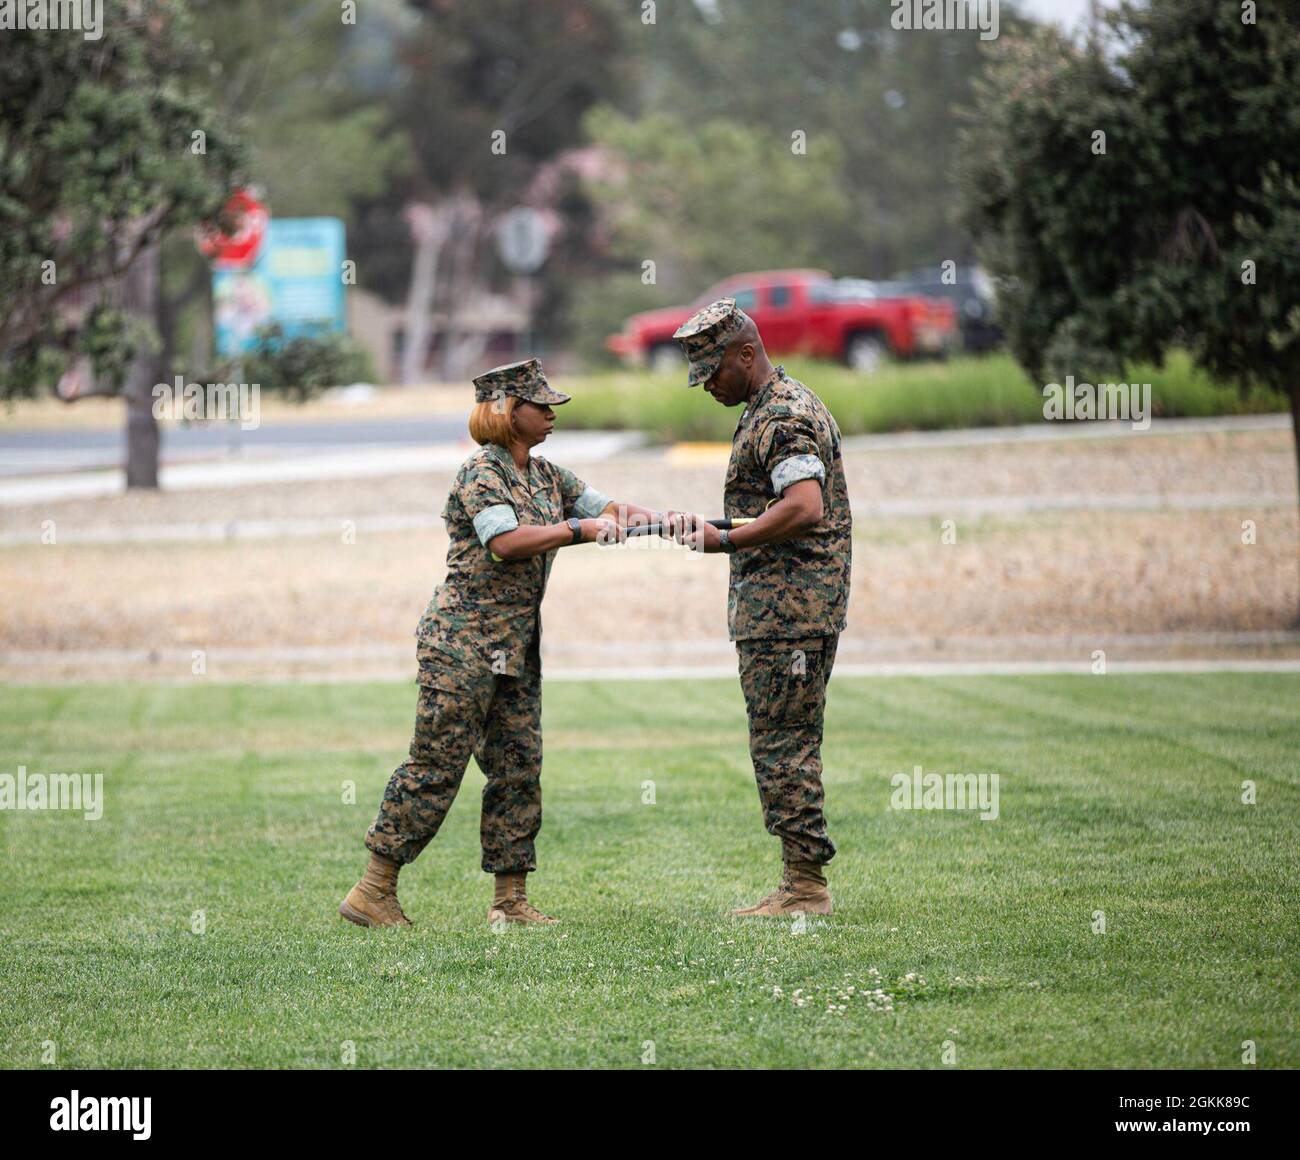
[[197, 188, 269, 269], [496, 208, 550, 356]]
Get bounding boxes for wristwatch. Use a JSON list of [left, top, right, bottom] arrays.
[[567, 517, 583, 545], [719, 528, 737, 554]]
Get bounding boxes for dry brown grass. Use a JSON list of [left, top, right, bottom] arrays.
[[2, 428, 1296, 680]]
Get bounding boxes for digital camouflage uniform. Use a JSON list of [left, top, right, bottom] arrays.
[[365, 359, 610, 873], [675, 300, 852, 865]]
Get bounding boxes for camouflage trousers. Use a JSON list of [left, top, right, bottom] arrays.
[[365, 638, 543, 873], [736, 633, 839, 865]]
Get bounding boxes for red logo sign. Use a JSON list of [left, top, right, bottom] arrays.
[[197, 189, 269, 268]]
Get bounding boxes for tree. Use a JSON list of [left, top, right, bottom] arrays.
[[570, 0, 1032, 355], [161, 0, 408, 380], [597, 0, 1031, 270], [583, 108, 852, 299], [0, 1, 380, 488], [349, 0, 627, 379], [187, 0, 408, 222], [0, 2, 246, 485], [959, 0, 1300, 618]]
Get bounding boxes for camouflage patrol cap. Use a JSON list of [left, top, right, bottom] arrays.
[[672, 297, 751, 387], [472, 358, 571, 405]]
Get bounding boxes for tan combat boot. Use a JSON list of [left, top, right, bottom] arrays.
[[339, 852, 413, 928], [488, 872, 558, 926], [731, 860, 832, 917]]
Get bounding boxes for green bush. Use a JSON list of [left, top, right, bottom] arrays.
[[560, 352, 1286, 443], [242, 324, 374, 401]]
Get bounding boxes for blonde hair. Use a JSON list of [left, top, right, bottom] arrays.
[[468, 394, 519, 447]]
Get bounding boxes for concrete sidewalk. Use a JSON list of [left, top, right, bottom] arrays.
[[7, 630, 1299, 684], [2, 489, 1292, 546], [840, 412, 1290, 451]]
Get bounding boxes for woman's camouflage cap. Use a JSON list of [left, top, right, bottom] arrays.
[[672, 297, 750, 387], [472, 358, 571, 405]]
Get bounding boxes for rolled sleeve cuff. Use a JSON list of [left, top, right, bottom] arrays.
[[570, 486, 611, 519], [770, 454, 826, 497], [473, 503, 519, 547]]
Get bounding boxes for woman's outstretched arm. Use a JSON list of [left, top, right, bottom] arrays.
[[488, 518, 622, 561]]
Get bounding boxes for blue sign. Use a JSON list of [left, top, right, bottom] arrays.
[[213, 218, 346, 357]]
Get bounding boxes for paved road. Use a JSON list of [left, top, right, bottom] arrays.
[[0, 430, 645, 506], [4, 411, 1289, 477], [0, 415, 469, 476]]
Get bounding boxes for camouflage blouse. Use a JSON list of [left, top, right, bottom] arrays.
[[416, 441, 609, 676], [724, 366, 852, 640]]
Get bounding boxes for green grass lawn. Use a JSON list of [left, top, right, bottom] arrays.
[[561, 352, 1287, 441], [1, 674, 1296, 1069]]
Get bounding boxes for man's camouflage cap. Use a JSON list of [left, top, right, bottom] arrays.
[[672, 297, 751, 387], [472, 358, 571, 405]]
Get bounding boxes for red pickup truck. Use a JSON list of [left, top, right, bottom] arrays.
[[606, 269, 958, 374]]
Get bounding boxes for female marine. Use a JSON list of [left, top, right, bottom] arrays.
[[340, 358, 664, 927]]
